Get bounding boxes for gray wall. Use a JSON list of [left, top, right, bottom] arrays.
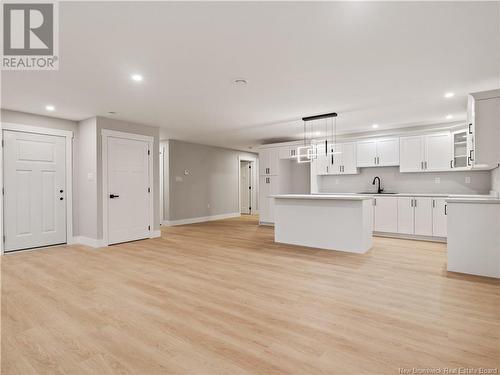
[[318, 166, 492, 195], [167, 140, 258, 221], [96, 117, 161, 235]]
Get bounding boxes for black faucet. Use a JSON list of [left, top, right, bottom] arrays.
[[372, 176, 384, 194]]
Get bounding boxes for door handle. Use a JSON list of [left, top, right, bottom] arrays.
[[109, 194, 120, 199]]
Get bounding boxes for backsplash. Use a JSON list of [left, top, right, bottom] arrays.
[[318, 167, 492, 195]]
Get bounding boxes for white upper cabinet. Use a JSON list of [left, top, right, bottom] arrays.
[[400, 133, 452, 172], [468, 90, 500, 169], [356, 140, 377, 167], [259, 149, 280, 175], [279, 146, 298, 160], [340, 142, 357, 174], [399, 136, 424, 172], [312, 141, 358, 175], [424, 132, 452, 171], [376, 138, 400, 166], [356, 137, 399, 167]]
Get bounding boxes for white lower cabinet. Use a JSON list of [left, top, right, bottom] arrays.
[[371, 196, 448, 238], [414, 197, 433, 236], [432, 198, 447, 237], [259, 175, 278, 223], [373, 197, 398, 233]]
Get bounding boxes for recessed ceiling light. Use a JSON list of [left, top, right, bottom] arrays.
[[131, 74, 143, 82], [45, 105, 55, 111], [444, 92, 455, 98], [446, 114, 453, 120], [233, 78, 248, 86], [372, 124, 379, 129]]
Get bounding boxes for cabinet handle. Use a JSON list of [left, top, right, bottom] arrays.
[[376, 156, 379, 165], [331, 154, 334, 165], [425, 161, 427, 170], [374, 157, 377, 165], [450, 160, 453, 169], [444, 204, 447, 215], [414, 199, 417, 207], [325, 140, 328, 155], [374, 198, 376, 206], [467, 156, 472, 167], [468, 123, 472, 134], [421, 161, 423, 170], [469, 149, 474, 161], [410, 199, 413, 207], [432, 199, 435, 208]]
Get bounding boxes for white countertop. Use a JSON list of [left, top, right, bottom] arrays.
[[316, 192, 497, 198], [271, 194, 373, 200], [446, 197, 500, 204]]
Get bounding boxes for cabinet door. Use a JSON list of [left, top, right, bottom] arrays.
[[268, 149, 280, 176], [267, 176, 278, 224], [400, 136, 424, 172], [258, 176, 270, 222], [414, 197, 433, 236], [376, 138, 400, 166], [259, 150, 270, 175], [329, 143, 343, 174], [341, 142, 358, 174], [356, 140, 377, 167], [432, 198, 447, 237], [425, 133, 452, 171], [374, 197, 398, 232], [397, 197, 414, 234]]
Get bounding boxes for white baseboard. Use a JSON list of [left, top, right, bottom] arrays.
[[74, 236, 106, 248], [373, 232, 447, 243], [163, 212, 241, 226], [151, 230, 161, 238]]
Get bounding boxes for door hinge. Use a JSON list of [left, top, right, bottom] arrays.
[[249, 165, 251, 169], [148, 225, 151, 230], [148, 187, 151, 193], [248, 186, 251, 190]]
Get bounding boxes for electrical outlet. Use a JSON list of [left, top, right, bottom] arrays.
[[434, 177, 440, 184], [465, 176, 471, 184]]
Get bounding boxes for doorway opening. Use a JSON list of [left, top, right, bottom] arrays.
[[239, 160, 255, 215]]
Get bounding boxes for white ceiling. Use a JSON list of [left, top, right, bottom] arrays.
[[2, 2, 499, 150]]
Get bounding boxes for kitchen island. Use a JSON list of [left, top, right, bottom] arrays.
[[271, 194, 374, 253]]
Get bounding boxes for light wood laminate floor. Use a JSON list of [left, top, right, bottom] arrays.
[[2, 215, 499, 374]]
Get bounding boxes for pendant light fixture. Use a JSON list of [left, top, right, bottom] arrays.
[[297, 112, 338, 163]]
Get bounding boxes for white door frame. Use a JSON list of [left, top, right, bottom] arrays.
[[238, 155, 258, 214], [101, 129, 154, 246], [0, 122, 74, 255]]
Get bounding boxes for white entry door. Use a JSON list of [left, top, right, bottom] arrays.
[[240, 161, 251, 214], [3, 131, 67, 252], [107, 136, 151, 245]]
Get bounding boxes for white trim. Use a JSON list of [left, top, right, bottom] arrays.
[[1, 122, 74, 255], [101, 129, 154, 143], [163, 212, 240, 226], [152, 230, 161, 238], [74, 236, 106, 248], [101, 129, 155, 246], [238, 155, 258, 215], [373, 232, 447, 243]]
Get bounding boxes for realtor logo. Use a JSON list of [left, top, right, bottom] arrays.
[[2, 2, 59, 70]]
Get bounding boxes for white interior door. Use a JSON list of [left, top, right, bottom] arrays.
[[240, 161, 251, 214], [107, 136, 151, 245], [3, 131, 67, 252]]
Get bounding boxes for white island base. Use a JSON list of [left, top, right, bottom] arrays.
[[272, 195, 374, 253]]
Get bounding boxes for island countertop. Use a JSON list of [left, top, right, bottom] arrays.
[[271, 194, 373, 201]]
